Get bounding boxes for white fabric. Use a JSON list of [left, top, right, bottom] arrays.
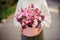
[[14, 0, 51, 29]]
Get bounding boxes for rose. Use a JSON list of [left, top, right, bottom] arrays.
[[16, 4, 45, 29]]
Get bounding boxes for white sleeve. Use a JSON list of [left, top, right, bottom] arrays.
[[13, 0, 22, 27], [41, 0, 51, 29]]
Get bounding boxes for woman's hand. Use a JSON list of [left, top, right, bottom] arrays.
[[37, 28, 42, 35], [20, 27, 23, 33]]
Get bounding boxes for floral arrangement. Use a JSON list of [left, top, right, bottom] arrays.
[[15, 4, 45, 29]]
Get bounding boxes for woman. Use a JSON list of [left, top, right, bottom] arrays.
[[14, 0, 51, 40]]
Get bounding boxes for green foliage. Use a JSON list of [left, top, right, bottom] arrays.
[[0, 5, 16, 19], [5, 5, 16, 18], [0, 0, 18, 22], [58, 6, 60, 13], [59, 6, 60, 11]]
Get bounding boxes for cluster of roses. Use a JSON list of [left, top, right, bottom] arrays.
[[16, 4, 45, 29]]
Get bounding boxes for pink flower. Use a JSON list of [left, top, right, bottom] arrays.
[[21, 8, 24, 12], [31, 4, 34, 8], [34, 8, 39, 13], [40, 15, 45, 21], [16, 4, 45, 29]]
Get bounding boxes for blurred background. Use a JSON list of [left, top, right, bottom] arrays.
[[0, 0, 60, 40]]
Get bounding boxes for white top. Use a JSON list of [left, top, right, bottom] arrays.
[[14, 0, 51, 29]]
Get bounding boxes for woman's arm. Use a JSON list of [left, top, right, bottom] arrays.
[[14, 0, 22, 28], [41, 0, 51, 29]]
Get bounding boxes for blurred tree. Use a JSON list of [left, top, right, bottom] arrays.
[[0, 0, 18, 23], [59, 6, 60, 14], [0, 0, 8, 22], [5, 0, 18, 7]]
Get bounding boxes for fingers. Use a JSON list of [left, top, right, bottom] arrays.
[[20, 28, 23, 33]]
